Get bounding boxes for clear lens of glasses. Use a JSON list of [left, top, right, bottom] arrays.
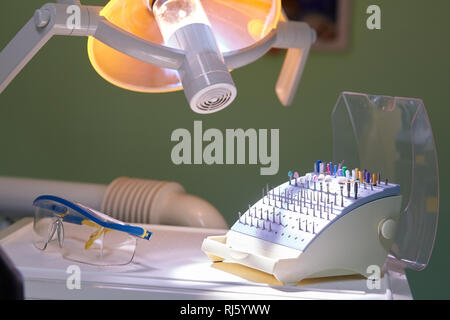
[[33, 199, 137, 266]]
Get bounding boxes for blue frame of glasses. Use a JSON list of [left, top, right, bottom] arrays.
[[33, 195, 152, 240]]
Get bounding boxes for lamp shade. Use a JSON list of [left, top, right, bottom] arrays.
[[87, 0, 281, 93]]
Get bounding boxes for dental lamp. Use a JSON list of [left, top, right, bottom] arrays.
[[0, 0, 316, 113]]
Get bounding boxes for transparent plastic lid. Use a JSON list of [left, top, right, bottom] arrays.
[[331, 92, 439, 271]]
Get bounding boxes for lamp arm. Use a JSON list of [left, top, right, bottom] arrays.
[[223, 30, 277, 69], [0, 3, 101, 94], [93, 19, 185, 70], [273, 21, 317, 106]]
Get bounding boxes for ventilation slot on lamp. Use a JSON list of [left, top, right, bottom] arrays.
[[194, 86, 234, 113]]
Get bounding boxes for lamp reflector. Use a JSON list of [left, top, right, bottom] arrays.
[[87, 0, 281, 94]]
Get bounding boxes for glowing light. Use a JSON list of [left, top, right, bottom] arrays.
[[153, 0, 211, 46]]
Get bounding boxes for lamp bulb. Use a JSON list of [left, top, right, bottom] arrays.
[[150, 0, 211, 45]]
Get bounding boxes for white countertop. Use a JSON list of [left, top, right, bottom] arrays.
[[0, 218, 412, 300]]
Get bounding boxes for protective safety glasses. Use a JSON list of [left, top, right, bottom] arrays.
[[32, 195, 152, 266]]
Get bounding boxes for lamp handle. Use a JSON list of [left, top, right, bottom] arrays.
[[276, 47, 311, 106], [273, 21, 316, 106]]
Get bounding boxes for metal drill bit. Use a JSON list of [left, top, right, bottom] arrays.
[[262, 188, 265, 204], [238, 211, 242, 223], [327, 183, 330, 203], [320, 182, 323, 202], [268, 221, 272, 232], [340, 185, 344, 207], [347, 182, 351, 198], [320, 204, 322, 218], [285, 190, 289, 211], [272, 207, 276, 223]]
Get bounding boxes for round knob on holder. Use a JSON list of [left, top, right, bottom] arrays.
[[34, 9, 51, 28], [380, 219, 396, 240]]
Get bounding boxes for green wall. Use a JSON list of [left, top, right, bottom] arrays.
[[0, 0, 449, 299]]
